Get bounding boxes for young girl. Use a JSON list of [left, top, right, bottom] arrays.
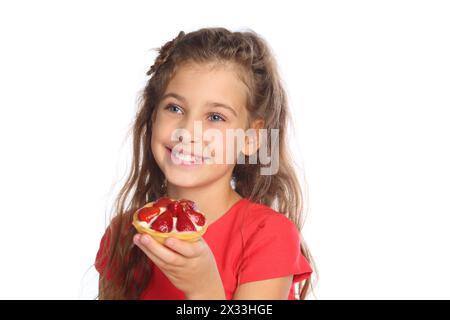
[[95, 27, 316, 300]]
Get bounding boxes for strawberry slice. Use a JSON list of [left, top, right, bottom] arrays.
[[137, 207, 160, 223], [167, 201, 183, 218], [176, 211, 196, 232], [185, 207, 206, 226], [179, 199, 195, 210], [153, 197, 173, 208], [150, 210, 173, 233]]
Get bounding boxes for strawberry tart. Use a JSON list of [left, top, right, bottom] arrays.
[[132, 197, 208, 244]]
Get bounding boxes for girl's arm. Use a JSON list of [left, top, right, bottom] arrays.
[[232, 275, 293, 300]]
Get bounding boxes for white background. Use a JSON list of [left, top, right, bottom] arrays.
[[0, 0, 449, 299]]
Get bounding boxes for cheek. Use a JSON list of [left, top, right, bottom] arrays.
[[151, 115, 173, 160], [203, 127, 244, 164], [152, 112, 178, 140]]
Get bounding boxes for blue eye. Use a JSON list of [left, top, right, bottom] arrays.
[[164, 104, 225, 122], [165, 104, 183, 114], [208, 113, 225, 122]]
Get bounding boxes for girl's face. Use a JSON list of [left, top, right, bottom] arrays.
[[151, 62, 250, 188]]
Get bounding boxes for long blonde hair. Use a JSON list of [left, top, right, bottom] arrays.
[[98, 27, 317, 300]]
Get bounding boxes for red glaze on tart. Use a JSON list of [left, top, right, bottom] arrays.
[[132, 197, 208, 244]]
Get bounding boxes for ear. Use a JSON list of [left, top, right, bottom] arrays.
[[242, 119, 265, 156]]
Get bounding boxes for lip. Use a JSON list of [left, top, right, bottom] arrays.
[[166, 146, 209, 166]]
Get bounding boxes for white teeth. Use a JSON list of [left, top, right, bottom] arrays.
[[174, 150, 201, 163]]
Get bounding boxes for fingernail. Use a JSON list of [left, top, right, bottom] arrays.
[[141, 235, 150, 244]]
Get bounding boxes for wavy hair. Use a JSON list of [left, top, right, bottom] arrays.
[[97, 27, 317, 300]]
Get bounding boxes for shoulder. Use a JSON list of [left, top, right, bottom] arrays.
[[96, 211, 135, 254], [99, 211, 132, 239], [240, 200, 299, 241], [241, 199, 297, 228], [95, 210, 135, 274]]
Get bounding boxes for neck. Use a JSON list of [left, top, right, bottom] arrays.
[[165, 174, 242, 224]]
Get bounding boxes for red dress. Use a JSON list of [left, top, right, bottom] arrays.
[[95, 198, 313, 299]]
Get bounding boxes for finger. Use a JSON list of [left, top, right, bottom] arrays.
[[137, 241, 165, 266], [134, 234, 173, 269], [135, 234, 185, 267], [164, 237, 205, 258]]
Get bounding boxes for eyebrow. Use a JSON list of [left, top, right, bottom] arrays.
[[160, 92, 238, 117]]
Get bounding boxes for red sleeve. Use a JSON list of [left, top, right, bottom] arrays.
[[238, 213, 313, 285], [95, 227, 111, 275]]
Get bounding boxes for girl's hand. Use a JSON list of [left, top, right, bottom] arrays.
[[133, 233, 226, 299]]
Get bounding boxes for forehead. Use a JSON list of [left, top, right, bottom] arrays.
[[163, 62, 248, 113]]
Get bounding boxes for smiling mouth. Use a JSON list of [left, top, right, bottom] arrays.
[[166, 146, 210, 165]]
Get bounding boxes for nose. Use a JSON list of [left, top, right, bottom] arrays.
[[175, 115, 203, 144]]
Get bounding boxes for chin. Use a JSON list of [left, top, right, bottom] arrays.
[[165, 169, 210, 188]]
